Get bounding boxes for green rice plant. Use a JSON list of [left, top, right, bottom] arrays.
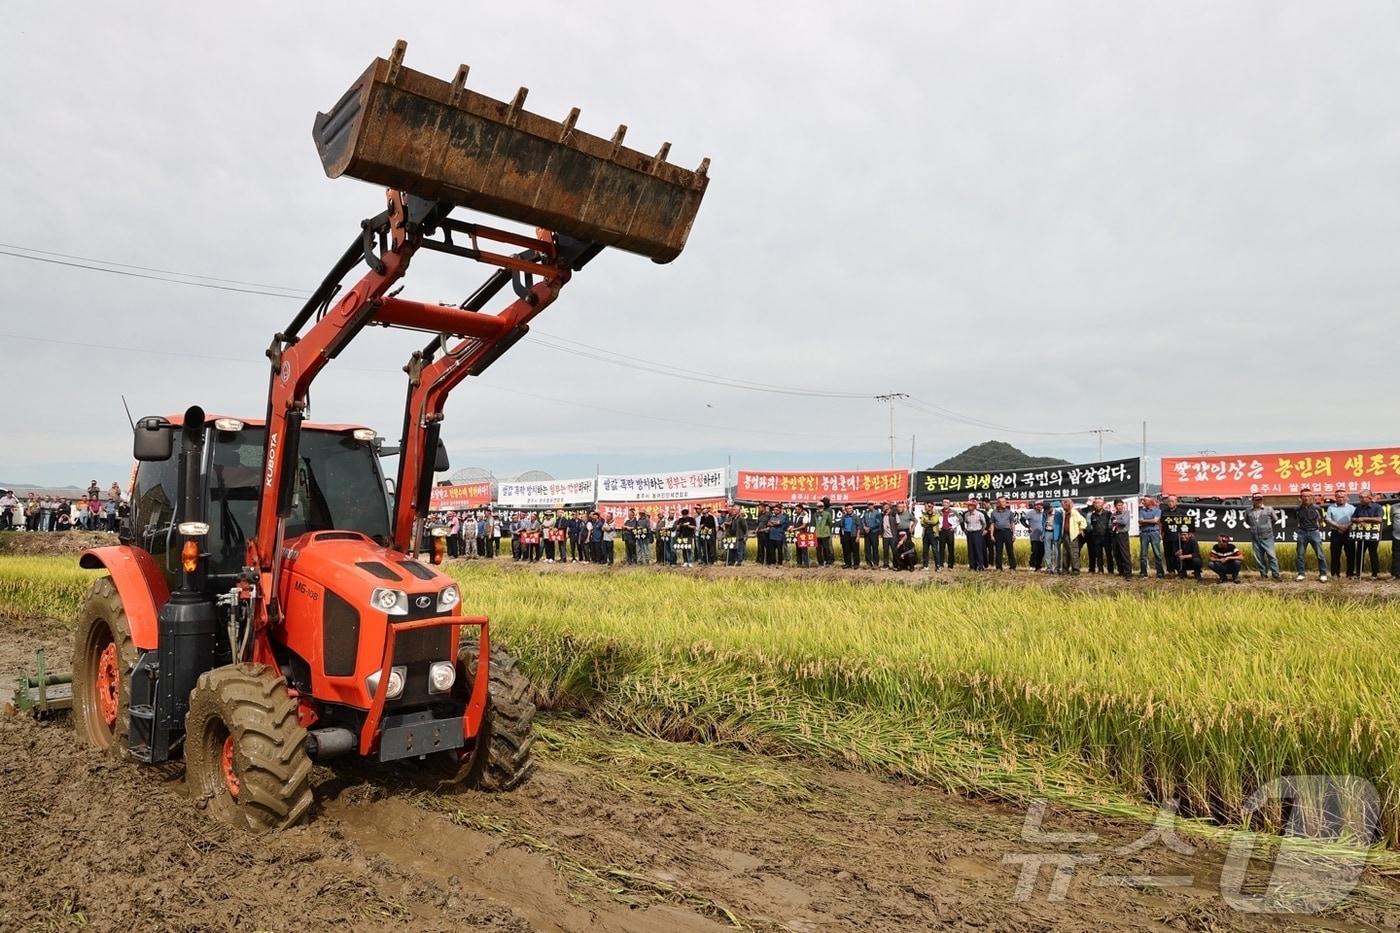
[[0, 556, 97, 620], [443, 563, 1400, 847]]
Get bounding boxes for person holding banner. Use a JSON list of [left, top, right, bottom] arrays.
[[1325, 491, 1356, 579], [1161, 495, 1188, 575], [1391, 497, 1400, 579], [674, 508, 697, 567], [1294, 489, 1328, 581], [1353, 493, 1384, 578], [700, 506, 720, 565], [1244, 495, 1281, 580], [622, 509, 639, 564]]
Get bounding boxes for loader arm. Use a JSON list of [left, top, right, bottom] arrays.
[[244, 39, 707, 650]]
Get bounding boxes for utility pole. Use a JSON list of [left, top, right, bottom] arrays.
[[875, 393, 908, 468], [1088, 428, 1111, 460]]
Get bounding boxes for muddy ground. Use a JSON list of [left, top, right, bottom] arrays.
[[0, 530, 117, 557], [3, 618, 1398, 932]]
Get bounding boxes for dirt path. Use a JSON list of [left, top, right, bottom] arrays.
[[3, 625, 1397, 931]]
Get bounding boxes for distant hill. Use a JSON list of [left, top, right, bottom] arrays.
[[930, 441, 1071, 472]]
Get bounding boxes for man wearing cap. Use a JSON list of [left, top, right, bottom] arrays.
[[839, 504, 860, 569], [635, 509, 653, 565], [989, 497, 1018, 571], [1111, 499, 1134, 579], [1352, 492, 1384, 578], [1174, 527, 1204, 581], [1324, 490, 1356, 579], [937, 498, 958, 570], [860, 505, 883, 569], [1208, 535, 1245, 583], [1059, 498, 1087, 574], [1244, 494, 1281, 581], [1160, 495, 1189, 576], [1137, 497, 1166, 578], [961, 498, 989, 571], [815, 500, 835, 567]]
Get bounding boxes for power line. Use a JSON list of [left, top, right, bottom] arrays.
[[0, 248, 309, 299], [527, 334, 875, 399], [0, 243, 311, 293], [0, 330, 882, 443]]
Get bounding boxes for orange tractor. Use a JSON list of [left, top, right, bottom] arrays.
[[66, 41, 708, 830]]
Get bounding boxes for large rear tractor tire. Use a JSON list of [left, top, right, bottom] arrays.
[[184, 664, 314, 831], [72, 576, 137, 754], [422, 643, 537, 792]]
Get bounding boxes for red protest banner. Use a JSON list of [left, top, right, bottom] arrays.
[[735, 469, 909, 504], [1161, 447, 1400, 498], [429, 482, 493, 511]]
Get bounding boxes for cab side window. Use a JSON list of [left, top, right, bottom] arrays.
[[134, 457, 180, 587]]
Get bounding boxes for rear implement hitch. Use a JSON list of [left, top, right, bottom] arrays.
[[9, 649, 73, 719]]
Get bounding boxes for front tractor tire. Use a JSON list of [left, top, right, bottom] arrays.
[[72, 576, 137, 753], [184, 664, 314, 832], [423, 643, 537, 792]]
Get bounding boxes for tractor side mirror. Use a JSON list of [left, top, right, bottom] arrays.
[[133, 417, 174, 462], [434, 440, 450, 473]]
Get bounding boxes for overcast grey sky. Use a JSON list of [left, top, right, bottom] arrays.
[[3, 1, 1397, 487]]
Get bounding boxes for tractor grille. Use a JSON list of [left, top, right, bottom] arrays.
[[391, 623, 454, 707], [322, 590, 361, 677]]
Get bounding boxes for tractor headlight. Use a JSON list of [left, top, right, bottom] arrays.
[[366, 665, 407, 700], [436, 584, 460, 613], [370, 587, 407, 616], [428, 660, 457, 694]]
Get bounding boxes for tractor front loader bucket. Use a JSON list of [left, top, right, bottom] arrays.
[[314, 40, 710, 263]]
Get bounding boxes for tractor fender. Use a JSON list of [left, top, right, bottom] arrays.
[[78, 546, 170, 651]]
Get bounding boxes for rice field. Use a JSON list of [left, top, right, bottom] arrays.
[[2, 554, 1396, 848]]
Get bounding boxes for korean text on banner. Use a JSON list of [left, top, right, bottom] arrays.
[[1161, 448, 1400, 498], [735, 470, 909, 504]]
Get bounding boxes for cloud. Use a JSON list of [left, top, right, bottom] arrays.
[[3, 0, 1398, 487]]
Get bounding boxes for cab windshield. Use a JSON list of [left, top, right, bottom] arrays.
[[207, 427, 392, 576]]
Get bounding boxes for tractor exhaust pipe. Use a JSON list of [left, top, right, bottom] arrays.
[[305, 727, 357, 760]]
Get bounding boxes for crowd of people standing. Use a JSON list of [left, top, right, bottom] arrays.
[[0, 482, 126, 532], [430, 485, 1399, 583]]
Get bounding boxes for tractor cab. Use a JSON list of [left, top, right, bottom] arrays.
[[129, 415, 398, 594]]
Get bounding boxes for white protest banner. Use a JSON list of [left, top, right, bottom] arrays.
[[496, 477, 596, 510]]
